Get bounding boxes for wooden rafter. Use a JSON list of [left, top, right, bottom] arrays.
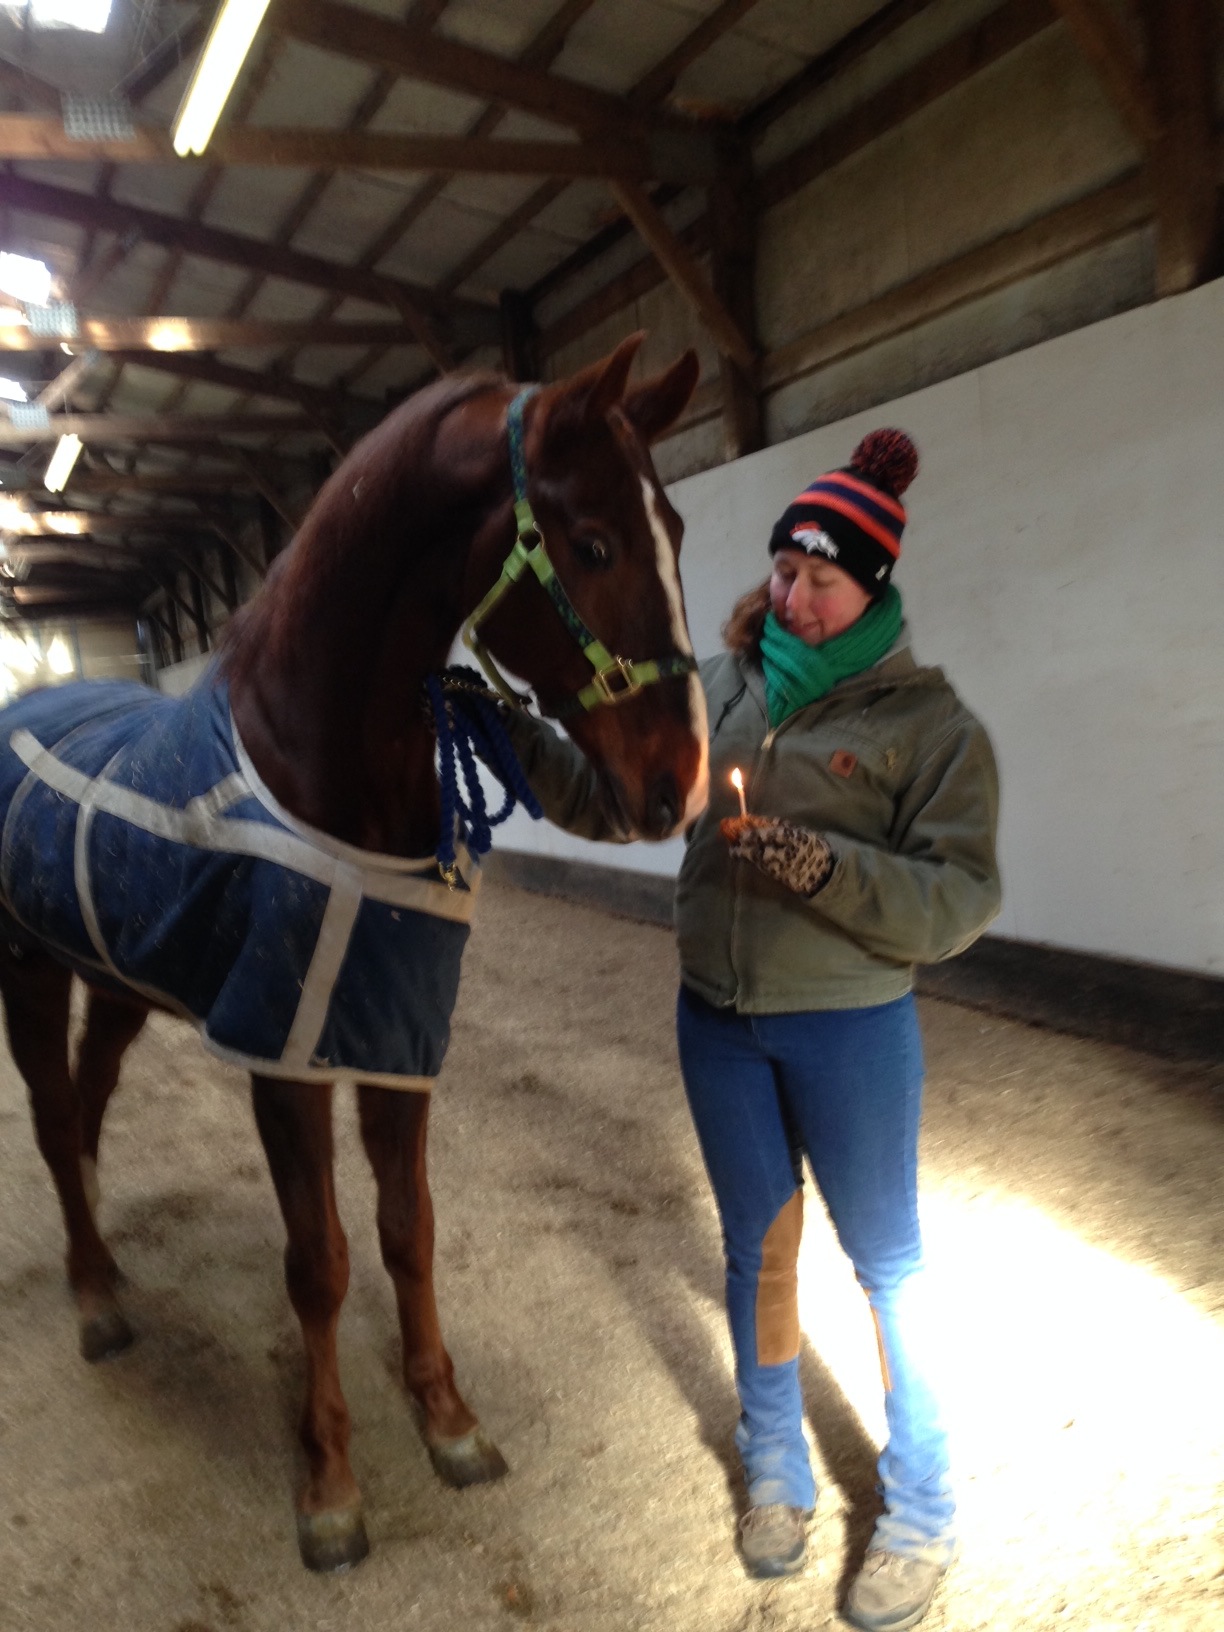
[[0, 175, 497, 338], [233, 0, 603, 399], [0, 51, 62, 114], [0, 317, 426, 352], [608, 180, 755, 368], [428, 0, 762, 315], [1050, 0, 1161, 147], [0, 471, 261, 494], [33, 350, 100, 410], [113, 12, 212, 103], [210, 0, 461, 400], [109, 353, 372, 427], [0, 119, 685, 182], [276, 0, 715, 160], [0, 414, 316, 445], [630, 0, 765, 106], [0, 510, 228, 537], [230, 451, 305, 533]]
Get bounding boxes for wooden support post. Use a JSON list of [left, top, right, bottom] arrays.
[[708, 133, 763, 462], [1142, 0, 1219, 295], [499, 289, 538, 381]]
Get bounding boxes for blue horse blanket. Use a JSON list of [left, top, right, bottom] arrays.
[[0, 672, 479, 1091]]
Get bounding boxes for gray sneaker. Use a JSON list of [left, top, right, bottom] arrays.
[[737, 1503, 808, 1578], [842, 1549, 949, 1630]]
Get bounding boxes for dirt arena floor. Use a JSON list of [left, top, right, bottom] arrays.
[[1, 882, 1221, 1632]]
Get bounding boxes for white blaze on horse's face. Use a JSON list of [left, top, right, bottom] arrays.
[[639, 474, 709, 828]]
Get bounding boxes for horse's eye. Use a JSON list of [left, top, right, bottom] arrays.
[[573, 533, 612, 569]]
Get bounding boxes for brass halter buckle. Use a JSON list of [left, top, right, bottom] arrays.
[[589, 655, 642, 706]]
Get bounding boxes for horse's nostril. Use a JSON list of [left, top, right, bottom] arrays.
[[646, 773, 680, 835]]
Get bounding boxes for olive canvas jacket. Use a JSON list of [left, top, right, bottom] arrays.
[[504, 634, 1001, 1013]]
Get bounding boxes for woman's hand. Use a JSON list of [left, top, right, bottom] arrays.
[[721, 815, 835, 897]]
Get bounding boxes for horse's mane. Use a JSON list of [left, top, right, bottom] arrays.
[[223, 369, 506, 673]]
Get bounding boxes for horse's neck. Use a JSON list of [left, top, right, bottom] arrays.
[[228, 521, 467, 857]]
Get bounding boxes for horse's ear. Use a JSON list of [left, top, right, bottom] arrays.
[[554, 331, 645, 425], [621, 349, 700, 444]]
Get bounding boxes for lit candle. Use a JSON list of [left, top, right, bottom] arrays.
[[730, 766, 747, 818]]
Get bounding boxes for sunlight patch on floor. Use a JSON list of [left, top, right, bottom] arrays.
[[796, 1182, 1224, 1588]]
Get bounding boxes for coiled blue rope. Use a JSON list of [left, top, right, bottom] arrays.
[[425, 668, 543, 885]]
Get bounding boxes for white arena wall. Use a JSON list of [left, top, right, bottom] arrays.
[[496, 274, 1224, 980]]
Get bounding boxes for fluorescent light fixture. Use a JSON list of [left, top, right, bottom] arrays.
[[0, 253, 52, 307], [44, 434, 83, 494], [172, 0, 274, 157], [0, 377, 28, 404], [19, 1, 112, 29]]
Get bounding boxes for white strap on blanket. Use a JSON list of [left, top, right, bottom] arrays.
[[8, 727, 478, 924]]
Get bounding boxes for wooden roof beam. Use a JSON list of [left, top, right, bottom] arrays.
[[0, 316, 428, 351], [0, 119, 678, 181], [1050, 0, 1162, 148], [608, 180, 755, 368], [0, 470, 259, 494], [276, 0, 719, 179], [0, 413, 316, 445], [428, 0, 762, 310], [0, 175, 498, 342], [106, 352, 375, 424]]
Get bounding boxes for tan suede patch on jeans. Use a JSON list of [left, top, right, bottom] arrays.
[[756, 1189, 803, 1366], [864, 1293, 894, 1392]]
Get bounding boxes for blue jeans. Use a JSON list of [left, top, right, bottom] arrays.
[[676, 986, 954, 1559]]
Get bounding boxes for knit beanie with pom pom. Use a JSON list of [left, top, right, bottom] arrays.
[[767, 429, 919, 596]]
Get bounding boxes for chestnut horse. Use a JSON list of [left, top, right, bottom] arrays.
[[0, 334, 708, 1570]]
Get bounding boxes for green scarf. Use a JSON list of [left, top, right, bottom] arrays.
[[760, 584, 903, 729]]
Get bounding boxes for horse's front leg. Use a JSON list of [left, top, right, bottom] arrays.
[[250, 1075, 369, 1573], [356, 1084, 508, 1488]]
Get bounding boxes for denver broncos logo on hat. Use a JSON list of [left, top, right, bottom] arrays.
[[791, 524, 839, 558]]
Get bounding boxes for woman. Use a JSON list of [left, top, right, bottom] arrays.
[[504, 430, 1000, 1632]]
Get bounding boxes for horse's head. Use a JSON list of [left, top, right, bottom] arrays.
[[461, 335, 709, 840]]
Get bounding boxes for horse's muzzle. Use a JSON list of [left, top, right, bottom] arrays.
[[642, 771, 682, 840]]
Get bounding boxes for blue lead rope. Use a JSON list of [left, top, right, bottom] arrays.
[[425, 668, 543, 885]]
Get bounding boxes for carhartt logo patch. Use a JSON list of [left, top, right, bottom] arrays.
[[829, 750, 857, 778]]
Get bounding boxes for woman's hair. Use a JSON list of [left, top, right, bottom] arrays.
[[723, 578, 771, 657]]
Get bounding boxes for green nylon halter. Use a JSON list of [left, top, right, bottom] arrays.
[[460, 386, 698, 716]]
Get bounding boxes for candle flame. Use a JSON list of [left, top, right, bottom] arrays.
[[730, 767, 744, 793]]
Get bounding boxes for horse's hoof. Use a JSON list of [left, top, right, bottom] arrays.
[[80, 1309, 135, 1362], [428, 1426, 509, 1489], [296, 1506, 370, 1574]]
